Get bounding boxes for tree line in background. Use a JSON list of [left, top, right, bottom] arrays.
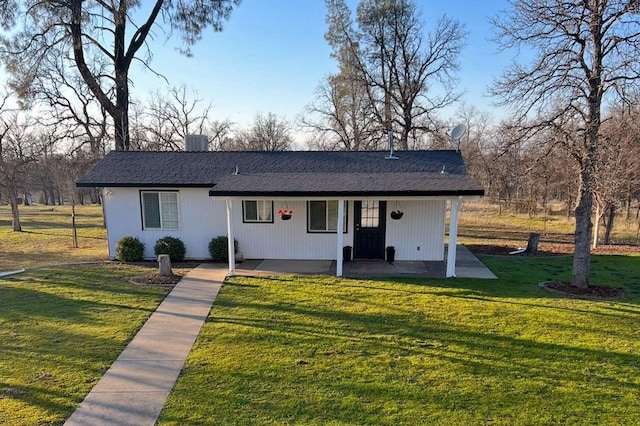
[[1, 0, 639, 289], [2, 81, 638, 239], [0, 83, 295, 230]]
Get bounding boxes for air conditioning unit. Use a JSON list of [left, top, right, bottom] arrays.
[[185, 135, 208, 151]]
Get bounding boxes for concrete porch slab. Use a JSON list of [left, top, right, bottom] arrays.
[[448, 245, 498, 279], [239, 259, 333, 275], [336, 260, 446, 278], [234, 245, 496, 279]]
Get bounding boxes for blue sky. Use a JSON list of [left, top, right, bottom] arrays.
[[132, 0, 514, 128]]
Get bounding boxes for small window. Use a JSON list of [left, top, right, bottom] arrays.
[[308, 200, 347, 233], [243, 200, 273, 223], [360, 200, 380, 228], [141, 191, 179, 230]]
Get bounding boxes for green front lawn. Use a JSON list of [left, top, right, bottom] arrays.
[[160, 255, 640, 425], [0, 264, 170, 426], [0, 205, 108, 271]]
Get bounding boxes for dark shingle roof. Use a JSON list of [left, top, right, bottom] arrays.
[[77, 150, 484, 196], [209, 172, 483, 196]]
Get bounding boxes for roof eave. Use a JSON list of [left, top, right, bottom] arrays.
[[76, 183, 215, 188], [208, 189, 485, 197]]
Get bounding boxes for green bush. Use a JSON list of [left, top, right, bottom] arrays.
[[208, 236, 238, 262], [115, 236, 145, 262], [154, 236, 186, 262]]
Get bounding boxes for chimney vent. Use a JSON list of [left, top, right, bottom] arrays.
[[185, 135, 208, 151]]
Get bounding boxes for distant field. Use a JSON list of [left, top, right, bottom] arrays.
[[458, 201, 639, 256], [0, 205, 108, 270]]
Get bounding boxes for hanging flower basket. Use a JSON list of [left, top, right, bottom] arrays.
[[390, 210, 404, 220], [278, 209, 293, 221]]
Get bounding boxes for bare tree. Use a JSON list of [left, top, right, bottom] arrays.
[[30, 129, 62, 206], [234, 112, 292, 151], [207, 119, 235, 151], [142, 86, 213, 151], [0, 0, 240, 151], [304, 1, 380, 151], [0, 109, 39, 231], [302, 73, 379, 150], [453, 104, 496, 191], [317, 0, 466, 150], [30, 46, 110, 160], [593, 103, 640, 246], [357, 1, 466, 148], [492, 0, 640, 288]]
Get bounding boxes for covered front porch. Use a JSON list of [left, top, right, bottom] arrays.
[[217, 196, 475, 278]]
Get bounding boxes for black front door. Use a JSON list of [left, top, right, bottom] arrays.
[[354, 200, 386, 259]]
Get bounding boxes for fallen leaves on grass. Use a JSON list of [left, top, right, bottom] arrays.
[[466, 243, 639, 256], [540, 281, 625, 300], [129, 273, 182, 288]]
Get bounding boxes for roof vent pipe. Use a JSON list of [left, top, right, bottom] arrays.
[[385, 129, 398, 160]]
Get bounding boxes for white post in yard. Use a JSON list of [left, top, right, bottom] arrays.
[[226, 198, 236, 277], [336, 199, 345, 277], [446, 197, 461, 278]]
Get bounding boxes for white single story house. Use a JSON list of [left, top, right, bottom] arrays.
[[77, 149, 484, 277]]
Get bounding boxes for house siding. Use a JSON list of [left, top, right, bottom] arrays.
[[385, 200, 446, 261], [104, 187, 225, 260], [104, 190, 446, 262], [234, 200, 355, 260]]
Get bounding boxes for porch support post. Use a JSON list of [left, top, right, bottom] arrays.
[[336, 199, 345, 277], [446, 197, 461, 278], [225, 198, 235, 277]]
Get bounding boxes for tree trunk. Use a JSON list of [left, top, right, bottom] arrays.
[[71, 202, 78, 249], [158, 254, 172, 277], [572, 170, 593, 289], [113, 19, 130, 152], [603, 204, 614, 245], [525, 232, 540, 255], [10, 197, 21, 231], [113, 107, 130, 151], [592, 199, 601, 249]]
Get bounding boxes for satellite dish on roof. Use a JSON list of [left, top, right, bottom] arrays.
[[449, 124, 467, 151]]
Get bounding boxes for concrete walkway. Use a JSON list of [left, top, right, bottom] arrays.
[[65, 264, 227, 426]]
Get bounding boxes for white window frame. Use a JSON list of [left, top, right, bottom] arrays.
[[307, 200, 347, 233], [242, 200, 274, 223], [140, 191, 179, 230]]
